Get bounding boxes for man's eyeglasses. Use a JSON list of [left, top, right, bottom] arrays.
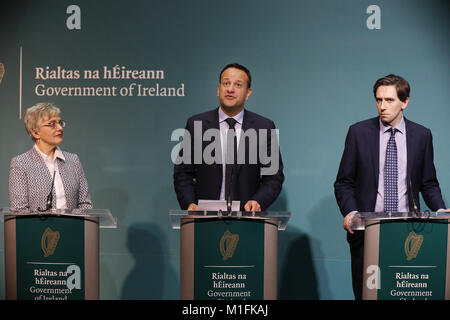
[[41, 120, 66, 129]]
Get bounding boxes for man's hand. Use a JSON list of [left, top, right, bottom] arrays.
[[244, 200, 261, 212], [343, 211, 358, 234], [187, 203, 199, 211]]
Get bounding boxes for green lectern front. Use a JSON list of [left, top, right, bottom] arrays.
[[351, 211, 450, 300], [170, 210, 290, 300], [1, 208, 117, 300]]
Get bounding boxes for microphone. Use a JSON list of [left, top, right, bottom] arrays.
[[226, 166, 234, 214], [408, 177, 419, 217], [39, 171, 56, 212]]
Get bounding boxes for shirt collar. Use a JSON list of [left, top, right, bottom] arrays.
[[379, 116, 406, 135], [34, 144, 66, 162], [218, 107, 244, 125]]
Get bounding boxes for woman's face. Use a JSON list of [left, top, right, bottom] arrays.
[[33, 115, 64, 148]]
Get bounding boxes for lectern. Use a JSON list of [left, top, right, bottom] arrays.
[[170, 210, 290, 300], [351, 211, 450, 300], [1, 208, 117, 300]]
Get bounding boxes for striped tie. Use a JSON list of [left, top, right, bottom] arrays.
[[384, 128, 398, 212]]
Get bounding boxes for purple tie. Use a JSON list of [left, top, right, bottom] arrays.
[[384, 128, 398, 212]]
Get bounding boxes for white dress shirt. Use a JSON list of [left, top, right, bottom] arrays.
[[34, 144, 68, 209], [218, 107, 244, 200], [375, 117, 408, 212]]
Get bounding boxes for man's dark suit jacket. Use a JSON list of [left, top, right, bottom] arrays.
[[174, 108, 284, 211], [334, 116, 445, 229], [334, 116, 446, 299]]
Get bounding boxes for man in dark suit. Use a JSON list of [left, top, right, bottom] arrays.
[[334, 74, 449, 299], [173, 63, 284, 211]]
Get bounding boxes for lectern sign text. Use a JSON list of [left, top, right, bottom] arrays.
[[16, 216, 85, 300], [194, 219, 264, 299], [377, 220, 448, 300]]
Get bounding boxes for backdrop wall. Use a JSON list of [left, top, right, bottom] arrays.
[[0, 0, 449, 299]]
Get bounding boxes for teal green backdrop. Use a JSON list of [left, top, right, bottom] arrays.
[[0, 0, 449, 299]]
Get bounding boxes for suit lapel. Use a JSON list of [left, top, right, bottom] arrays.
[[235, 109, 254, 177], [30, 147, 56, 209], [207, 108, 222, 178], [368, 117, 380, 187], [241, 109, 254, 132], [404, 117, 414, 180], [205, 108, 220, 130], [30, 147, 53, 182], [57, 154, 73, 209]]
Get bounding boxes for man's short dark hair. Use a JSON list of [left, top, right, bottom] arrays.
[[373, 74, 410, 102], [219, 63, 252, 88]]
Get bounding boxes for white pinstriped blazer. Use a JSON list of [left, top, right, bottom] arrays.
[[9, 147, 93, 211]]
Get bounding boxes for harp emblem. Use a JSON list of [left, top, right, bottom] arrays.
[[41, 227, 60, 257], [405, 231, 423, 261], [220, 230, 239, 261]]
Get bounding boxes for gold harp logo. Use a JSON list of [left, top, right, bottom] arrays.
[[0, 62, 5, 84], [220, 230, 239, 261], [404, 231, 423, 261], [41, 227, 60, 257]]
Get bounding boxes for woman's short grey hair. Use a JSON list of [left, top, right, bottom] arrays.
[[24, 102, 61, 142]]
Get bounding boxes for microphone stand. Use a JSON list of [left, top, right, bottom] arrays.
[[38, 170, 56, 212], [226, 167, 234, 215]]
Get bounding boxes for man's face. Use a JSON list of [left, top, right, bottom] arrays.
[[217, 67, 252, 114], [376, 85, 409, 127]]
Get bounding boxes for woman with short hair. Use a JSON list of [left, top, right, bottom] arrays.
[[9, 102, 93, 211]]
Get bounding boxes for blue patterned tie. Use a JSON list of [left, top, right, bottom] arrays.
[[384, 128, 398, 212]]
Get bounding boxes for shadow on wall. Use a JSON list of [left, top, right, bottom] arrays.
[[278, 195, 347, 299], [121, 222, 178, 299], [272, 191, 342, 299], [278, 228, 319, 299], [269, 190, 319, 299]]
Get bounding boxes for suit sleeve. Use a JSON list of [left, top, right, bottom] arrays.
[[173, 119, 197, 209], [420, 129, 445, 211], [334, 126, 359, 217], [8, 157, 30, 211], [250, 120, 284, 211]]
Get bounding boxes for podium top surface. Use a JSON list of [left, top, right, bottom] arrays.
[[351, 211, 450, 230], [169, 209, 291, 230], [0, 208, 117, 228]]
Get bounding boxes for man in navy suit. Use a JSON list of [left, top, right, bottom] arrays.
[[173, 63, 284, 212], [334, 74, 449, 299]]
